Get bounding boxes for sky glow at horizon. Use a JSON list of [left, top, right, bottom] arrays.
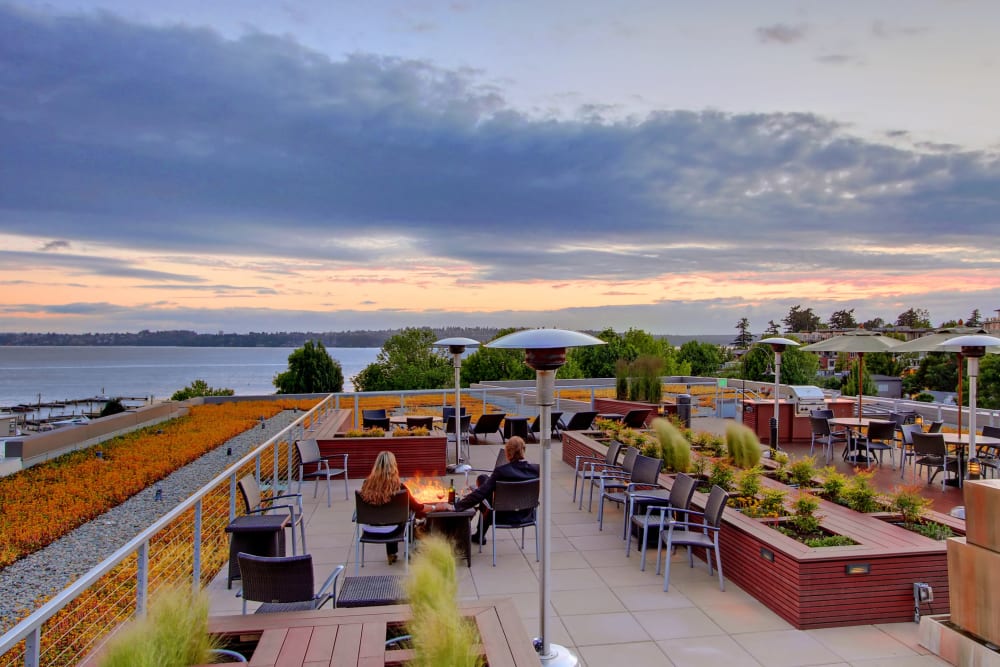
[[1, 1, 999, 336]]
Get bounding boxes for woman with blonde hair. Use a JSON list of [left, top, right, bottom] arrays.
[[359, 451, 444, 564]]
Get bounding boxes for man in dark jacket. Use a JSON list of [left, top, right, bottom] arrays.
[[455, 436, 539, 543]]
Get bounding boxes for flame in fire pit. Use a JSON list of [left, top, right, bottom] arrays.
[[405, 476, 449, 504]]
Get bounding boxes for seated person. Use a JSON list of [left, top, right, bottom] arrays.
[[454, 436, 539, 543], [359, 451, 447, 564]]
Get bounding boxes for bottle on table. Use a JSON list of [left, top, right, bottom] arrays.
[[448, 478, 456, 504]]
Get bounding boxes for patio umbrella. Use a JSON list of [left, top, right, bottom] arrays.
[[801, 330, 901, 418], [937, 334, 1000, 463], [891, 326, 990, 434]]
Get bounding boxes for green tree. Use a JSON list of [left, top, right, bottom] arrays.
[[741, 339, 818, 384], [171, 379, 235, 401], [842, 362, 877, 397], [461, 328, 534, 384], [861, 317, 885, 330], [733, 317, 753, 349], [741, 345, 772, 381], [763, 320, 781, 336], [895, 308, 932, 329], [905, 353, 958, 396], [273, 340, 344, 394], [828, 309, 857, 329], [100, 398, 127, 417], [863, 351, 904, 377], [783, 305, 822, 333], [678, 340, 723, 377], [978, 354, 1000, 409], [569, 327, 631, 378], [352, 328, 450, 391], [967, 309, 983, 327]]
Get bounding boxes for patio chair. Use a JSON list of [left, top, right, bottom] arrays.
[[237, 553, 343, 614], [856, 420, 897, 469], [528, 411, 563, 442], [405, 416, 435, 430], [485, 478, 539, 567], [294, 439, 348, 507], [353, 489, 415, 574], [927, 420, 944, 433], [572, 440, 623, 506], [561, 411, 598, 432], [362, 409, 390, 430], [462, 447, 508, 487], [586, 445, 640, 513], [912, 432, 959, 491], [237, 474, 306, 555], [469, 412, 506, 444], [809, 416, 846, 464], [597, 452, 663, 532], [621, 408, 652, 429], [979, 425, 1000, 478], [656, 485, 730, 592], [442, 406, 467, 422], [627, 472, 696, 571], [444, 413, 472, 461], [897, 423, 925, 480]]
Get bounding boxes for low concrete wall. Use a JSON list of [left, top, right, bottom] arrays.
[[2, 402, 189, 472]]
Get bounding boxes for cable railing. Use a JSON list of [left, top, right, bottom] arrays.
[[0, 395, 335, 667]]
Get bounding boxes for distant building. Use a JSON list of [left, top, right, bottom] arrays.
[[984, 309, 1000, 335]]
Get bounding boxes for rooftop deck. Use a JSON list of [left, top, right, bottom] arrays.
[[206, 418, 951, 667]]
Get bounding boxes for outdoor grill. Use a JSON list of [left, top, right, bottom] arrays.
[[788, 385, 827, 417]]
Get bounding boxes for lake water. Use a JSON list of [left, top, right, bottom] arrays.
[[0, 346, 380, 408]]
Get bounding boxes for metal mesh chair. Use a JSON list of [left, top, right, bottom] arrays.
[[236, 553, 343, 614], [980, 425, 1000, 478], [405, 416, 435, 430], [912, 432, 959, 491], [597, 452, 663, 532], [362, 409, 390, 430], [469, 413, 507, 444], [857, 420, 897, 468], [295, 439, 348, 507], [237, 474, 306, 554], [897, 423, 925, 480], [656, 485, 730, 592], [354, 490, 414, 574], [529, 411, 563, 442], [486, 479, 539, 567], [561, 411, 598, 432], [627, 472, 696, 571], [572, 440, 623, 507], [587, 445, 638, 514], [809, 416, 846, 464]]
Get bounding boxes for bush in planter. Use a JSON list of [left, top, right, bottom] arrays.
[[651, 418, 691, 473], [391, 426, 431, 437], [345, 427, 386, 437], [706, 459, 736, 492], [786, 456, 818, 488], [725, 422, 762, 469], [819, 467, 849, 503], [842, 469, 880, 513], [98, 586, 220, 667], [743, 488, 787, 520], [890, 485, 932, 524], [788, 492, 823, 536], [736, 465, 764, 498], [405, 535, 483, 667]]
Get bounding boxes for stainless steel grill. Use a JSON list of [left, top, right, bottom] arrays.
[[788, 385, 827, 417]]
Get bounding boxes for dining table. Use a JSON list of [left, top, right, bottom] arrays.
[[828, 417, 893, 465], [940, 432, 1000, 487]]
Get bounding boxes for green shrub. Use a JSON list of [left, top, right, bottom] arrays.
[[744, 488, 786, 519], [819, 467, 848, 503], [804, 534, 857, 547], [708, 434, 727, 458], [789, 492, 822, 535], [707, 460, 736, 492], [842, 469, 880, 513], [652, 417, 691, 473], [787, 456, 818, 487], [736, 465, 763, 498], [405, 535, 483, 667], [912, 521, 955, 540], [890, 485, 932, 524], [725, 422, 762, 468], [98, 587, 219, 667]]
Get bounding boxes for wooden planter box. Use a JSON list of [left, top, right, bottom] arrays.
[[318, 435, 448, 478], [561, 429, 964, 629], [205, 599, 540, 666]]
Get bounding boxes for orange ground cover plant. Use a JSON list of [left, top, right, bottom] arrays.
[[0, 399, 316, 569]]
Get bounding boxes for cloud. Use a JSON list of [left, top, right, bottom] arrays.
[[756, 23, 807, 44], [40, 240, 71, 251]]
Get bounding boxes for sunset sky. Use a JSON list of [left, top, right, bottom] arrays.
[[2, 1, 999, 336]]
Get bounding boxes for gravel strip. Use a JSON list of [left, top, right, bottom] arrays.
[[0, 411, 302, 632]]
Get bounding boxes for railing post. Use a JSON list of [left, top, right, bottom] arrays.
[[229, 474, 237, 521], [24, 629, 39, 667], [255, 455, 261, 487], [136, 542, 149, 617], [272, 440, 279, 492], [192, 500, 202, 594], [354, 395, 359, 429]]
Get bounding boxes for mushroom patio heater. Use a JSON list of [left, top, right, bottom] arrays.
[[938, 334, 1000, 481], [758, 337, 800, 452], [487, 328, 604, 666], [433, 337, 479, 467]]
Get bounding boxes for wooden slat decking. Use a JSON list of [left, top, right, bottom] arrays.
[[206, 599, 540, 667]]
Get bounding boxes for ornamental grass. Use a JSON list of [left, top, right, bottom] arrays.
[[0, 399, 316, 569]]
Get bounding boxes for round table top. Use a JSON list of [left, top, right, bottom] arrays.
[[941, 433, 1000, 446]]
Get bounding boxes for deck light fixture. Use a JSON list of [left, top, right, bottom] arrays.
[[758, 338, 799, 452], [845, 563, 871, 575], [938, 335, 1000, 485], [487, 328, 604, 666], [433, 337, 479, 467]]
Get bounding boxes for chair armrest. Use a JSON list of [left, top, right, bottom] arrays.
[[625, 482, 663, 493], [667, 506, 707, 521], [321, 564, 346, 608], [667, 519, 718, 532]]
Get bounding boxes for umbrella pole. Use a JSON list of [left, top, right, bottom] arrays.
[[957, 352, 963, 435], [857, 353, 865, 418]]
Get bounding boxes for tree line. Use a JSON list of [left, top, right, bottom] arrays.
[[736, 305, 989, 339]]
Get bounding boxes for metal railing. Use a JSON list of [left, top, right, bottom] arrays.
[[0, 396, 338, 667]]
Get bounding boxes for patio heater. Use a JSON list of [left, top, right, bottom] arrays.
[[938, 334, 1000, 482], [758, 337, 799, 453], [433, 337, 479, 468], [487, 328, 604, 666]]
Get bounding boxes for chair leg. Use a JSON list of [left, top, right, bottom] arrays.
[[343, 473, 350, 501], [572, 473, 579, 503], [662, 538, 673, 592], [534, 524, 540, 562], [714, 543, 725, 592]]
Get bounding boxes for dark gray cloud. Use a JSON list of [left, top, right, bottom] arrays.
[[756, 23, 807, 44], [1, 4, 999, 333]]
